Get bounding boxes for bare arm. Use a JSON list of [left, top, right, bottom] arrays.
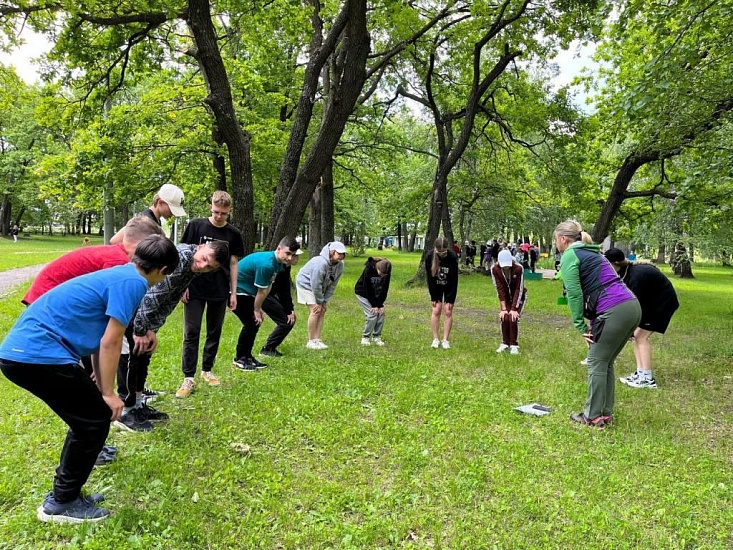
[[229, 255, 239, 310], [253, 286, 271, 324], [98, 317, 126, 421]]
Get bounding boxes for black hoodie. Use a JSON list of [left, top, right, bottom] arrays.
[[354, 257, 391, 308]]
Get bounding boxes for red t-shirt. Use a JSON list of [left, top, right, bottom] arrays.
[[23, 244, 130, 305]]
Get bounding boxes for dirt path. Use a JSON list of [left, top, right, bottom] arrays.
[[0, 264, 45, 298]]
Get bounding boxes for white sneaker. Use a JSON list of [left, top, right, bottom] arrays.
[[314, 339, 328, 350], [306, 340, 320, 350], [496, 344, 509, 353], [441, 340, 450, 349], [619, 371, 640, 385], [626, 376, 658, 389], [580, 358, 589, 366], [509, 345, 520, 355], [361, 337, 371, 346], [431, 338, 440, 349], [372, 337, 386, 347]]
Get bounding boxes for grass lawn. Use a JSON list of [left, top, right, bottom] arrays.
[[0, 234, 105, 271], [0, 244, 731, 549]]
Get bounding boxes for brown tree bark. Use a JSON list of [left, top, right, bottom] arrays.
[[308, 183, 322, 258], [266, 0, 369, 248], [187, 0, 256, 252]]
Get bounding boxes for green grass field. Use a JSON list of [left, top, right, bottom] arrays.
[[0, 240, 731, 549]]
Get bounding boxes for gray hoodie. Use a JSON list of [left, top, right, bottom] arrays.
[[295, 243, 345, 305]]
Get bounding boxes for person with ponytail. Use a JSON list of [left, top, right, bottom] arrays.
[[555, 220, 641, 429], [424, 236, 459, 349]]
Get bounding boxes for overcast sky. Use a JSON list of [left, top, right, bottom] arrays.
[[1, 30, 597, 110]]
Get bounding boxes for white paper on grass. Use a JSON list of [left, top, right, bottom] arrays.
[[514, 403, 552, 416]]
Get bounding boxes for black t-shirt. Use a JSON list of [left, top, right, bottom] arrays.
[[142, 208, 160, 225], [181, 218, 245, 301]]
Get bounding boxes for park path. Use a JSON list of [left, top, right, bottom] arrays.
[[0, 264, 45, 298]]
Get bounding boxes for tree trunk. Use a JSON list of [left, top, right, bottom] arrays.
[[308, 183, 322, 258], [320, 160, 335, 244], [0, 195, 10, 235], [409, 169, 449, 284], [187, 0, 256, 252], [213, 153, 227, 191], [266, 0, 369, 248], [670, 242, 694, 278]]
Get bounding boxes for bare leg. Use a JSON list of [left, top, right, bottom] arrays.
[[442, 303, 454, 341], [315, 309, 326, 340], [307, 305, 321, 341], [431, 302, 442, 340], [633, 327, 654, 373]]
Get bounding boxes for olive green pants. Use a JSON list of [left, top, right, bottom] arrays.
[[585, 299, 642, 419]]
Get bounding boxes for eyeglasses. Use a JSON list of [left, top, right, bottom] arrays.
[[211, 209, 230, 218]]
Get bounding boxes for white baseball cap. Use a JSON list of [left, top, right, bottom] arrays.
[[498, 249, 513, 267], [329, 241, 347, 254], [157, 184, 187, 217]]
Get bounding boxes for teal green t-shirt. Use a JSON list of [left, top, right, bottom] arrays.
[[236, 251, 282, 296]]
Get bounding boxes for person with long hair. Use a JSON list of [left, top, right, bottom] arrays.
[[604, 248, 679, 389], [555, 220, 641, 428], [425, 236, 459, 349]]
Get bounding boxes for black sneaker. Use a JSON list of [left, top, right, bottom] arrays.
[[138, 403, 169, 422], [260, 347, 283, 358], [44, 491, 104, 505], [94, 450, 115, 466], [248, 357, 268, 370], [37, 493, 110, 523], [114, 408, 154, 432], [232, 359, 257, 372], [102, 445, 118, 456], [141, 387, 163, 404]]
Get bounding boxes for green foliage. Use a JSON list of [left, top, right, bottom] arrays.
[[0, 245, 731, 547]]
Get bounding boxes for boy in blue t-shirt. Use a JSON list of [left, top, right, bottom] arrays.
[[0, 235, 178, 524]]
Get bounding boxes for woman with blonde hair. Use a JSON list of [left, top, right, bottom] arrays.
[[424, 236, 459, 349], [555, 220, 640, 428]]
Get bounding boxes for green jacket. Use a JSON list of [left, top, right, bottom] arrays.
[[559, 242, 600, 334]]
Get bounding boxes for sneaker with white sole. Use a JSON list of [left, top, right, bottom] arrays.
[[441, 340, 450, 349], [232, 359, 257, 372], [496, 344, 509, 353], [176, 377, 195, 398], [307, 339, 328, 350], [200, 371, 220, 386], [141, 387, 163, 404], [509, 345, 520, 355], [619, 371, 640, 385], [626, 376, 658, 389], [431, 338, 440, 349], [361, 337, 371, 346], [37, 493, 110, 524], [580, 358, 589, 366], [372, 337, 386, 347], [114, 408, 153, 432]]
